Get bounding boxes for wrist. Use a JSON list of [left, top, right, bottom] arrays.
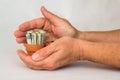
[[75, 30, 85, 40], [74, 39, 92, 60]]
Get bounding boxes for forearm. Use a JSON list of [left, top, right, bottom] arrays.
[[81, 41, 120, 68], [77, 29, 120, 42]]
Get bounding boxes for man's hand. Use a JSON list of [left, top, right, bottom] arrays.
[[14, 6, 79, 43], [17, 37, 84, 70]]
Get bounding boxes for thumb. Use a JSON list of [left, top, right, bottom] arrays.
[[32, 43, 56, 61], [41, 6, 62, 24]]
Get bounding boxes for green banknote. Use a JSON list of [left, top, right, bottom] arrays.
[[26, 30, 46, 45], [26, 31, 32, 44]]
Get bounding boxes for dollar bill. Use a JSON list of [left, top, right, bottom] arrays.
[[39, 30, 46, 44], [31, 32, 37, 45], [26, 30, 46, 45], [36, 32, 42, 44], [26, 31, 32, 44]]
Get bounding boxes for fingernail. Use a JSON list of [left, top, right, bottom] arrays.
[[32, 53, 44, 61]]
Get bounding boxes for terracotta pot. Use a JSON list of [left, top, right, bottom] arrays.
[[24, 44, 45, 56], [24, 42, 52, 56]]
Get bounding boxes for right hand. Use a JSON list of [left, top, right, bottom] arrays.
[[14, 6, 79, 43], [17, 36, 85, 70]]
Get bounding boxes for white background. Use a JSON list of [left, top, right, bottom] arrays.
[[0, 0, 120, 80]]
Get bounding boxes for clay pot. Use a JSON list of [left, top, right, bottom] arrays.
[[24, 42, 52, 56], [24, 44, 45, 56]]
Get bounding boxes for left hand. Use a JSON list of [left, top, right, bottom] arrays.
[[14, 6, 79, 43], [17, 37, 84, 70]]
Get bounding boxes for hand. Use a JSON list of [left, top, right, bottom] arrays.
[[17, 37, 84, 70], [14, 6, 79, 43]]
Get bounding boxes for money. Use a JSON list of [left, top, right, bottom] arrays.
[[36, 32, 42, 44], [39, 30, 46, 44], [26, 31, 32, 44], [26, 30, 46, 45], [31, 32, 37, 45]]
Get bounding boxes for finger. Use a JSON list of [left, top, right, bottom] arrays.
[[17, 49, 36, 64], [43, 19, 52, 32], [41, 6, 62, 24], [17, 49, 28, 63], [16, 37, 26, 43], [17, 50, 35, 66], [14, 30, 26, 38], [32, 42, 56, 61], [27, 64, 43, 70], [19, 18, 46, 32], [17, 49, 45, 69]]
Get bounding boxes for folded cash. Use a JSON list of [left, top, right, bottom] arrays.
[[26, 31, 32, 44], [39, 30, 46, 44], [26, 30, 46, 45], [36, 32, 42, 44], [31, 32, 37, 45]]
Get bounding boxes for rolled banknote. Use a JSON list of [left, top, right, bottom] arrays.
[[31, 32, 37, 45], [26, 30, 46, 45], [36, 32, 42, 44], [39, 30, 46, 44], [26, 31, 32, 44]]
